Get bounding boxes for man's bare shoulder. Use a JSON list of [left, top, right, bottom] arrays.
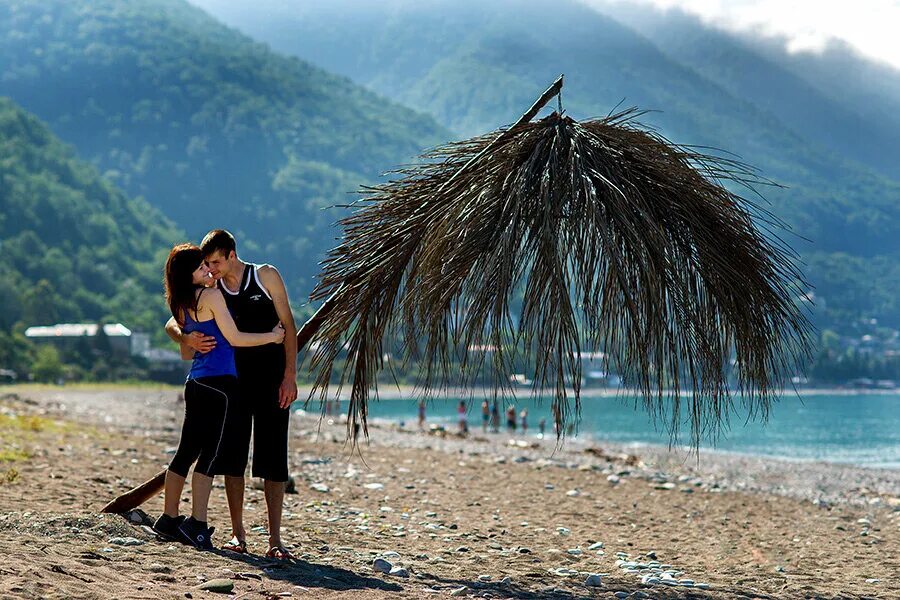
[[257, 264, 284, 283]]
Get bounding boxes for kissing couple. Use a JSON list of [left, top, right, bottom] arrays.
[[155, 229, 298, 559]]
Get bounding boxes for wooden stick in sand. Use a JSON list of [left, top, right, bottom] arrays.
[[99, 295, 340, 514]]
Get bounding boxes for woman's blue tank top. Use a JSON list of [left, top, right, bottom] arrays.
[[183, 308, 237, 380]]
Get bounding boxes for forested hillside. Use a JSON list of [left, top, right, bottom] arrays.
[[189, 0, 900, 329], [0, 0, 449, 295], [0, 97, 180, 375]]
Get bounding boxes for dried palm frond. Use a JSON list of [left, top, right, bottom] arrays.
[[304, 80, 811, 447]]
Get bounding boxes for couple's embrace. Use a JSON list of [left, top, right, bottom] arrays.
[[157, 229, 298, 558]]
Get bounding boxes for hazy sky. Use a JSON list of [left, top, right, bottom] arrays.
[[590, 0, 900, 70]]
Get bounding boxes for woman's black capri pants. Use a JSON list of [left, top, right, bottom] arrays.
[[168, 375, 235, 477]]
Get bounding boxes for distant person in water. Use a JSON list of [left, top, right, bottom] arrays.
[[490, 400, 500, 433], [154, 244, 284, 550], [506, 405, 517, 432], [418, 399, 426, 430], [538, 418, 546, 438], [481, 400, 490, 433], [458, 400, 468, 434], [520, 408, 528, 434]]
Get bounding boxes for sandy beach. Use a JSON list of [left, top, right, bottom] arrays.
[[0, 385, 897, 599]]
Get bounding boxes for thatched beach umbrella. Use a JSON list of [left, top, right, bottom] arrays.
[[305, 75, 811, 447]]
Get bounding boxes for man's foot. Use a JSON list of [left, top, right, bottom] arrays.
[[222, 536, 248, 554], [177, 516, 215, 551], [265, 545, 295, 560], [152, 514, 186, 542]]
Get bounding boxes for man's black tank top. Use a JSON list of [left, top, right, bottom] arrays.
[[218, 263, 285, 380]]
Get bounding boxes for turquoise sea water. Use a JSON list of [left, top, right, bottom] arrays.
[[340, 392, 900, 469]]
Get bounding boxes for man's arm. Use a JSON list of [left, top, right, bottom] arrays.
[[259, 265, 298, 408], [165, 316, 217, 357]]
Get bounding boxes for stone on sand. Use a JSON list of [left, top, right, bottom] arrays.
[[198, 579, 234, 593]]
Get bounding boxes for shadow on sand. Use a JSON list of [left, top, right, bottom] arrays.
[[214, 549, 403, 593]]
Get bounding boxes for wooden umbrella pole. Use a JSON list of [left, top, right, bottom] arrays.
[[100, 297, 338, 514], [434, 75, 564, 196]]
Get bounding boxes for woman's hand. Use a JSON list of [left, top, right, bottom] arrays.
[[270, 323, 286, 344]]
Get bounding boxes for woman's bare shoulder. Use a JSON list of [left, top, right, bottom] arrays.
[[196, 286, 224, 309]]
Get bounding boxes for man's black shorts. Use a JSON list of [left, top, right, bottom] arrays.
[[214, 371, 289, 482]]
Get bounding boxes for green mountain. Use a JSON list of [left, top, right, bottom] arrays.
[[188, 0, 900, 329], [0, 96, 181, 373], [0, 0, 449, 296]]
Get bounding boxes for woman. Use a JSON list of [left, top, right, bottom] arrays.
[[153, 244, 284, 550]]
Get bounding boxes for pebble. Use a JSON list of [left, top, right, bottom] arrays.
[[654, 482, 676, 490], [449, 586, 468, 596], [388, 566, 409, 578], [108, 537, 144, 546], [556, 527, 571, 536], [583, 574, 602, 587], [866, 578, 881, 584], [567, 548, 583, 556], [364, 483, 384, 490], [499, 577, 511, 585], [310, 483, 330, 493], [478, 575, 491, 582], [607, 475, 620, 484], [198, 579, 234, 593], [588, 542, 604, 550], [373, 558, 392, 573], [566, 489, 580, 497], [456, 546, 470, 553], [645, 551, 657, 559], [380, 551, 401, 559], [614, 592, 629, 599], [146, 563, 170, 573]]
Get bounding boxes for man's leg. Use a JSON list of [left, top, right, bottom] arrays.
[[264, 479, 285, 549], [216, 378, 252, 547], [224, 475, 246, 543], [251, 381, 291, 553]]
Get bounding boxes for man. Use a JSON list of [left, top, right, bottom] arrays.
[[166, 229, 298, 558]]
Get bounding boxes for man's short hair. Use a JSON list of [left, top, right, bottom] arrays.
[[200, 229, 236, 258]]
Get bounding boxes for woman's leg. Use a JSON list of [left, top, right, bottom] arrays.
[[163, 470, 186, 517], [164, 381, 202, 517], [189, 376, 232, 523], [190, 471, 213, 522]]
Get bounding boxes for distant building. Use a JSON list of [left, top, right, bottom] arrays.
[[25, 323, 133, 355]]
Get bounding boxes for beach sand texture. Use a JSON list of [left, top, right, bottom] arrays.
[[0, 386, 897, 599]]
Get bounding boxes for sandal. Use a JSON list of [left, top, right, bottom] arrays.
[[265, 545, 295, 560], [222, 537, 248, 554]]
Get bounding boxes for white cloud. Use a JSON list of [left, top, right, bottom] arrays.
[[587, 0, 900, 70]]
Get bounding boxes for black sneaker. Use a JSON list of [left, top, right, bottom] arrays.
[[177, 516, 215, 551], [152, 514, 186, 542]]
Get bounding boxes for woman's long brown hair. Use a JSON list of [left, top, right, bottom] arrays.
[[164, 244, 204, 325]]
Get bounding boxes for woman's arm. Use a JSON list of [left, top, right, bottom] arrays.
[[204, 289, 284, 347]]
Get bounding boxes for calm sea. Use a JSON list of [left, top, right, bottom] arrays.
[[332, 392, 900, 469]]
